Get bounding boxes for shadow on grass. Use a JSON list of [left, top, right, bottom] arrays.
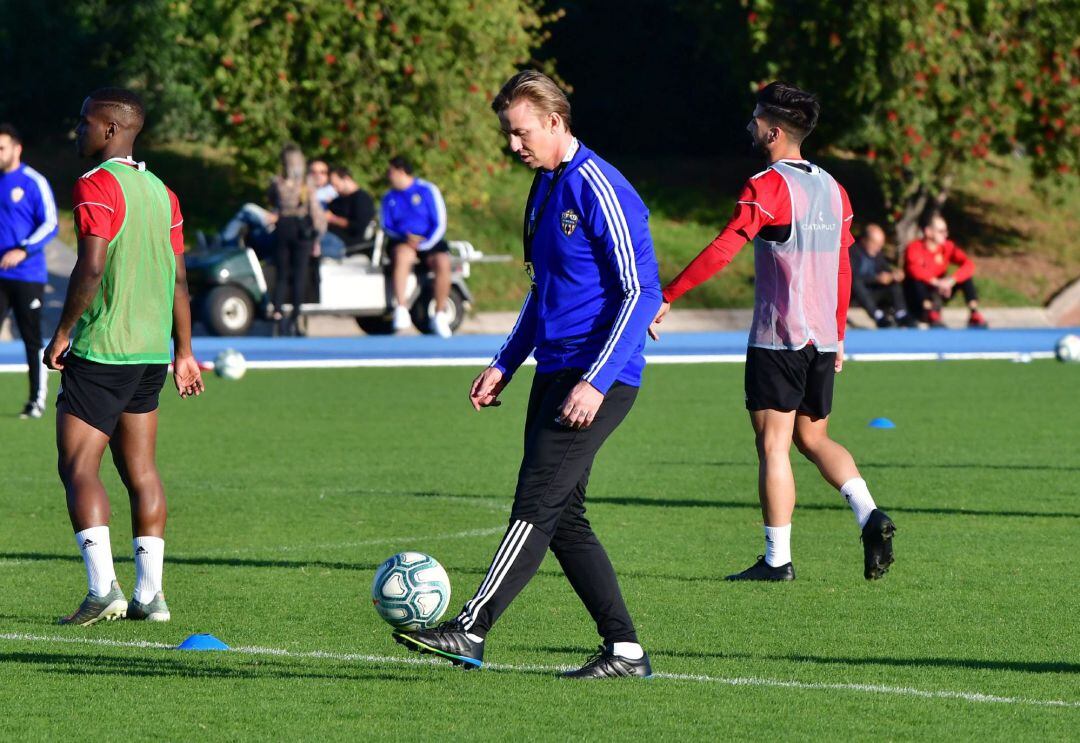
[[399, 485, 1080, 520], [661, 459, 1080, 474], [529, 646, 1077, 675], [588, 495, 1080, 520], [0, 551, 721, 586], [772, 653, 1080, 676], [0, 651, 420, 683]]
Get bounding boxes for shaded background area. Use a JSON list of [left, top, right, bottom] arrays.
[[537, 0, 753, 158]]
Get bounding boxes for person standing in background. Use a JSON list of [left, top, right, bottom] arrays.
[[0, 123, 57, 419], [269, 144, 325, 336]]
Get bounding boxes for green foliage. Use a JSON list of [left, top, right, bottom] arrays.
[[736, 0, 1079, 241], [146, 0, 552, 203]]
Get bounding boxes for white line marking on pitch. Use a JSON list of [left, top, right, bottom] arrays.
[[0, 632, 1075, 710], [0, 351, 1056, 374]]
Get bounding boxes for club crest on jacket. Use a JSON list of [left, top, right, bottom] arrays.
[[560, 209, 579, 237]]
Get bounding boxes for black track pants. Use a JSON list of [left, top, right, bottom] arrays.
[[0, 279, 46, 406], [456, 368, 639, 644]]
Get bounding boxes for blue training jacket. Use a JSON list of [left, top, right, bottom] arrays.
[[491, 140, 662, 394], [0, 163, 57, 283], [380, 178, 447, 250]]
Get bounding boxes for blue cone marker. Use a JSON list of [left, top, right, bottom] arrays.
[[177, 633, 230, 651], [868, 417, 896, 429]]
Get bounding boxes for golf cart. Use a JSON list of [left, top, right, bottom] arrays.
[[185, 223, 479, 336]]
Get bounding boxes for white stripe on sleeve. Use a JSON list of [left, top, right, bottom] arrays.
[[736, 200, 776, 220], [418, 180, 447, 250], [579, 160, 641, 384], [73, 201, 115, 213], [20, 167, 58, 247]]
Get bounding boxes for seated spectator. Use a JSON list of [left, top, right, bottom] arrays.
[[850, 223, 913, 327], [904, 213, 987, 328], [308, 159, 337, 208], [217, 202, 277, 256], [319, 167, 375, 259], [382, 155, 452, 337], [212, 158, 335, 258]]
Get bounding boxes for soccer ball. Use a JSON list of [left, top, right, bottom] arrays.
[[214, 349, 247, 380], [371, 552, 451, 630], [1056, 334, 1080, 363]]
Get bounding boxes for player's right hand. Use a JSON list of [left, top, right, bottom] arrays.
[[173, 354, 205, 399], [469, 366, 506, 411], [648, 301, 671, 341], [44, 333, 69, 371]]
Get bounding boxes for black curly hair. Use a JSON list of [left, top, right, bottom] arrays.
[[756, 82, 820, 143]]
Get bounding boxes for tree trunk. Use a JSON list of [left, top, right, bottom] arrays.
[[894, 188, 929, 249]]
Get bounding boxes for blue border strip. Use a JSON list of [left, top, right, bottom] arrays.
[[1, 327, 1076, 367]]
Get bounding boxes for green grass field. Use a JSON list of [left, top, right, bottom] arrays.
[[1, 360, 1078, 739]]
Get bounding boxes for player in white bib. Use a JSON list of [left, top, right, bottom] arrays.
[[652, 82, 896, 581]]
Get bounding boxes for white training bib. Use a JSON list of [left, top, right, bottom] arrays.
[[749, 161, 843, 352]]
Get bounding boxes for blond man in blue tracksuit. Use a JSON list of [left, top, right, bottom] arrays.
[[393, 71, 662, 679]]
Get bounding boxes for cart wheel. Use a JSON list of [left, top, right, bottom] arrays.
[[411, 286, 467, 334], [204, 285, 255, 336]]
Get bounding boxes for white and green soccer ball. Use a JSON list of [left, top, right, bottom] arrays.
[[371, 552, 451, 630], [214, 349, 247, 380], [1056, 334, 1080, 363]]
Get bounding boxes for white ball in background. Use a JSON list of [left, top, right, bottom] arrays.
[[214, 349, 247, 380], [1055, 334, 1080, 363]]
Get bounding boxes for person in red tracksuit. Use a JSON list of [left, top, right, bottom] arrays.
[[903, 212, 987, 328], [650, 82, 896, 583]]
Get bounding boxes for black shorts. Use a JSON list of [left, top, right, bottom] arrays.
[[392, 239, 451, 256], [744, 345, 836, 419], [57, 354, 168, 436]]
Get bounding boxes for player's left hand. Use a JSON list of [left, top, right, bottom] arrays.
[[173, 354, 205, 399], [44, 332, 70, 371], [835, 340, 845, 373], [0, 248, 27, 270], [557, 380, 604, 429]]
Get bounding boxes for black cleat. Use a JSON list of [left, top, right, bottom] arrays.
[[392, 621, 484, 669], [861, 509, 896, 580], [725, 555, 795, 581], [560, 645, 653, 679]]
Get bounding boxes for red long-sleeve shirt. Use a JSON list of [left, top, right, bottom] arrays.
[[904, 238, 975, 285], [662, 165, 854, 340]]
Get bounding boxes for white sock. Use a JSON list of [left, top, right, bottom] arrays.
[[612, 642, 644, 660], [74, 526, 116, 597], [465, 632, 484, 644], [840, 477, 877, 529], [764, 524, 792, 567], [133, 536, 165, 604]]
